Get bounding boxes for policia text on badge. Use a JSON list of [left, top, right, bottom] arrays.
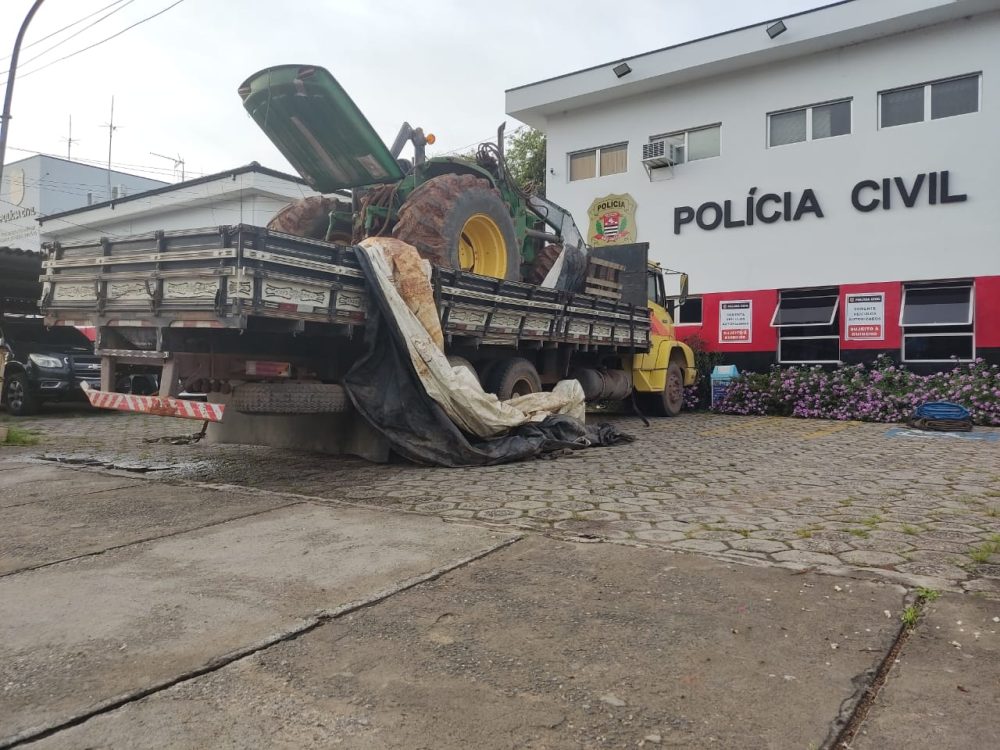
[[672, 170, 966, 234]]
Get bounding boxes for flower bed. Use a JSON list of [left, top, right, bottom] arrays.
[[706, 356, 1000, 425]]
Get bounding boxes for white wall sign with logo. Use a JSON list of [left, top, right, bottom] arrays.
[[845, 292, 885, 340], [719, 300, 752, 343]]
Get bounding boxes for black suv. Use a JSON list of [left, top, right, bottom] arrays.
[[0, 316, 102, 416]]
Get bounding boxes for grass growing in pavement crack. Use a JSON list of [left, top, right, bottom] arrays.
[[794, 528, 814, 539], [862, 514, 884, 527], [969, 542, 999, 564], [916, 587, 941, 602], [901, 524, 922, 536], [848, 528, 871, 539], [901, 589, 940, 630], [3, 426, 40, 446]]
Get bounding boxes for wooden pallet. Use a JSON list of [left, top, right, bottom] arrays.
[[584, 257, 624, 300]]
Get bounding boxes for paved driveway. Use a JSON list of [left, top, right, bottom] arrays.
[[8, 408, 1000, 592]]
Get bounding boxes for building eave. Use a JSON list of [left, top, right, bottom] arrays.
[[38, 162, 309, 223], [505, 0, 1000, 128]]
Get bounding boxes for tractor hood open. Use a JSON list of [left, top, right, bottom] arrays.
[[238, 64, 404, 193]]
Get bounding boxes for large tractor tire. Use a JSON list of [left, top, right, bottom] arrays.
[[231, 383, 349, 415], [640, 361, 684, 417], [393, 174, 520, 281], [486, 357, 542, 401], [525, 243, 562, 286], [268, 195, 352, 243]]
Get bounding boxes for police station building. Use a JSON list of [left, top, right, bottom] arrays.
[[507, 0, 1000, 371]]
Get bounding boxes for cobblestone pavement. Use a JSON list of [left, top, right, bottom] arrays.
[[7, 407, 1000, 592]]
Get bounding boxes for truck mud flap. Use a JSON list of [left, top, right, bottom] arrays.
[[81, 383, 225, 421]]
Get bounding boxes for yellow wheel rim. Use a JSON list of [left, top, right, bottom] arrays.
[[458, 213, 507, 278]]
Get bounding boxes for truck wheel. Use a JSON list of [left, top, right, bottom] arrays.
[[641, 361, 684, 417], [525, 243, 562, 285], [393, 174, 520, 281], [4, 372, 39, 416], [447, 355, 480, 385], [231, 383, 349, 415], [486, 357, 541, 401]]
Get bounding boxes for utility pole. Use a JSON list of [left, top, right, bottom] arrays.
[[103, 96, 118, 197], [61, 115, 78, 160], [0, 0, 46, 189]]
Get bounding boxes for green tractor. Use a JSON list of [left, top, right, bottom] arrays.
[[239, 64, 580, 288]]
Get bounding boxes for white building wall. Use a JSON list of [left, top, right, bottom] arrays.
[[39, 171, 315, 245], [541, 12, 1000, 294], [1, 156, 166, 251]]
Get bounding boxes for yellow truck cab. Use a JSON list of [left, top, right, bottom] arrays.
[[631, 263, 698, 416]]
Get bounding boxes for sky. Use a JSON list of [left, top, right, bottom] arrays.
[[3, 0, 831, 184]]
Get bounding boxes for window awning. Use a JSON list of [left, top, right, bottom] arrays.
[[900, 285, 972, 326], [771, 293, 839, 327]]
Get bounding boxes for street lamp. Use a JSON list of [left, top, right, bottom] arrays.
[[0, 0, 47, 190]]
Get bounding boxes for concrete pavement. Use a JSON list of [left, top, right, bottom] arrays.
[[852, 593, 1000, 750], [2, 410, 999, 747]]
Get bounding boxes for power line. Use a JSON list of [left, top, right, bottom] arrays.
[[0, 0, 187, 86], [0, 0, 131, 64], [7, 145, 207, 178], [11, 0, 137, 72]]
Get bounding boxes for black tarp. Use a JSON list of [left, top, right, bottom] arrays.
[[342, 248, 633, 467]]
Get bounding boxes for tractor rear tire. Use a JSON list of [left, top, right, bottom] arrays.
[[486, 357, 542, 401], [393, 174, 520, 281], [231, 383, 349, 415], [268, 196, 352, 242], [525, 243, 562, 286]]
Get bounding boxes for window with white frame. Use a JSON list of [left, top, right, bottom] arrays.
[[880, 73, 980, 128], [900, 282, 974, 362], [653, 124, 720, 164], [667, 297, 703, 325], [771, 288, 840, 364], [768, 99, 851, 147], [568, 143, 627, 181]]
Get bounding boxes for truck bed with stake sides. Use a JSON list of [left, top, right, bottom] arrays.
[[39, 225, 653, 421]]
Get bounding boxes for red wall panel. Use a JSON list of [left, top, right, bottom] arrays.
[[694, 290, 779, 352], [839, 282, 902, 350], [975, 275, 1000, 348]]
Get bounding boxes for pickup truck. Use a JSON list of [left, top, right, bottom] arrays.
[[38, 224, 694, 427], [0, 314, 103, 416]]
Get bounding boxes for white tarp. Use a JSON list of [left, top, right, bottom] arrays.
[[357, 237, 586, 439]]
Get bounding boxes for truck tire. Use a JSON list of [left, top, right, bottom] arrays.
[[486, 357, 541, 401], [393, 174, 520, 281], [640, 361, 684, 417], [525, 243, 562, 286], [447, 355, 480, 385], [4, 372, 39, 416], [231, 383, 349, 415]]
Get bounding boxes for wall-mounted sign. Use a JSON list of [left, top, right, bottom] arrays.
[[673, 171, 967, 234], [719, 300, 752, 344], [7, 167, 25, 206], [845, 293, 885, 341], [587, 193, 636, 246]]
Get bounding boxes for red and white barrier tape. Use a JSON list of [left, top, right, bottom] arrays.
[[81, 383, 225, 422]]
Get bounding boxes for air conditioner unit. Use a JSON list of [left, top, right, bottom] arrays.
[[642, 138, 682, 168]]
